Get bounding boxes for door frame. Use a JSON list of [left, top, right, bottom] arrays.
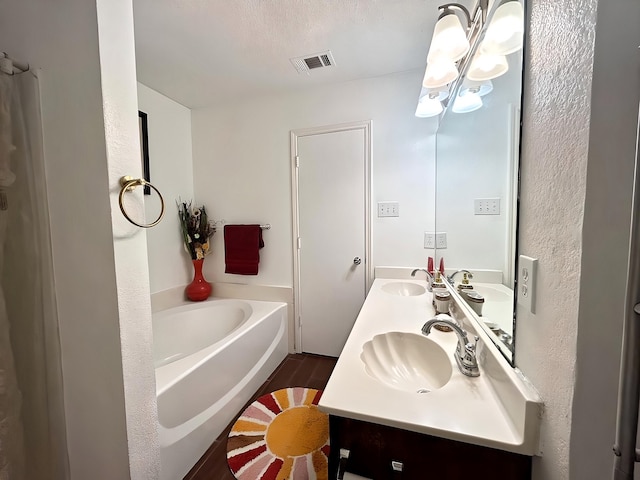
[[290, 120, 372, 353]]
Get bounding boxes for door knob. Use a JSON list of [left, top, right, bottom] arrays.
[[353, 257, 362, 265]]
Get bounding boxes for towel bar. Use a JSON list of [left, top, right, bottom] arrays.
[[214, 220, 271, 230]]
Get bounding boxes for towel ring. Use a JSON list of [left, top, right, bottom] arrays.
[[118, 176, 165, 228]]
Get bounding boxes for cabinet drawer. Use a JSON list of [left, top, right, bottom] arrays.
[[328, 416, 532, 480]]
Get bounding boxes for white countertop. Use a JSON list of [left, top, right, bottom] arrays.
[[318, 277, 541, 456]]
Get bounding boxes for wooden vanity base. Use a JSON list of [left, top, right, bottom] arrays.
[[328, 415, 532, 479]]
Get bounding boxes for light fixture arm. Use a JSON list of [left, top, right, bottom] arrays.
[[476, 0, 490, 30], [440, 0, 491, 109], [438, 3, 473, 29], [472, 0, 490, 24]]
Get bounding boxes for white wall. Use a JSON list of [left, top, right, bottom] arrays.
[[0, 1, 129, 478], [191, 70, 438, 286], [515, 1, 598, 479], [0, 0, 159, 478], [569, 1, 640, 478], [138, 83, 194, 294], [98, 0, 160, 478]]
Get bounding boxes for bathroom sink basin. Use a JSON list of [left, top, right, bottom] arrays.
[[472, 284, 512, 303], [381, 282, 426, 296], [360, 332, 452, 393]]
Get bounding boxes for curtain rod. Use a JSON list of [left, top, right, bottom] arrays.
[[0, 52, 30, 75]]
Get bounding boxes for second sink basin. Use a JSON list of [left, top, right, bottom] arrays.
[[381, 282, 426, 296], [470, 284, 512, 303], [361, 332, 453, 393]]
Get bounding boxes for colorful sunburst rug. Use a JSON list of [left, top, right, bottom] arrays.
[[227, 387, 330, 480]]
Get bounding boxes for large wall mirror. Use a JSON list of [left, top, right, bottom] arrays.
[[434, 0, 524, 363]]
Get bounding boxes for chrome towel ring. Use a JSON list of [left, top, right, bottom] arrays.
[[118, 176, 165, 228]]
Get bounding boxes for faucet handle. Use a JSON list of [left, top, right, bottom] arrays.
[[459, 335, 481, 376], [465, 335, 480, 357]]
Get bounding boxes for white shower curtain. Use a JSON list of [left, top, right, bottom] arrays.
[[0, 70, 25, 480], [0, 65, 68, 479]]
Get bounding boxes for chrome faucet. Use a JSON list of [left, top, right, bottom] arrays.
[[411, 268, 434, 291], [422, 318, 480, 377], [447, 269, 473, 285]]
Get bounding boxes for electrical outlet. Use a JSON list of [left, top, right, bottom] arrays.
[[474, 198, 501, 215], [378, 201, 400, 217], [424, 232, 435, 249], [517, 255, 538, 313], [436, 232, 447, 249]]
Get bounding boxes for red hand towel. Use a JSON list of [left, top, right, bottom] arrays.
[[224, 225, 264, 275]]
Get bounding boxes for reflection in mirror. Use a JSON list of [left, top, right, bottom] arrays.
[[434, 0, 524, 363]]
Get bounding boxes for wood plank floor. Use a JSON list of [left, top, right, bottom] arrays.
[[184, 353, 338, 480]]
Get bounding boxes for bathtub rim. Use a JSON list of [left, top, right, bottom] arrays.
[[153, 299, 254, 368], [157, 313, 287, 439], [154, 297, 287, 395]]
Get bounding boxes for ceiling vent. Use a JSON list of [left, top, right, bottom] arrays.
[[290, 50, 336, 74]]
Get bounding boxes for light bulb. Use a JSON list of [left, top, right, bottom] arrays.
[[460, 79, 493, 97], [467, 53, 508, 81], [482, 0, 524, 55], [452, 92, 483, 113], [420, 86, 450, 102], [422, 60, 459, 89], [415, 96, 443, 118], [427, 11, 471, 62]]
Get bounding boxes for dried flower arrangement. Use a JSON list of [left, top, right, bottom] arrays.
[[177, 201, 216, 260]]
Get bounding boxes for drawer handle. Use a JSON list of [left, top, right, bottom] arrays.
[[337, 448, 351, 480], [391, 460, 404, 479]]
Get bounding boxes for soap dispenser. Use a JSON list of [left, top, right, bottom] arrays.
[[432, 270, 446, 289], [457, 272, 474, 298], [465, 291, 485, 316], [431, 270, 447, 307], [434, 290, 451, 315]]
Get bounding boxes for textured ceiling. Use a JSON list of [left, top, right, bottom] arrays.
[[133, 0, 447, 108]]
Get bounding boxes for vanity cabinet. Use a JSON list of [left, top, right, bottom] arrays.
[[328, 415, 532, 480], [319, 278, 542, 474]]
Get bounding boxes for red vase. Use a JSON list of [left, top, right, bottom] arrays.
[[186, 259, 211, 301]]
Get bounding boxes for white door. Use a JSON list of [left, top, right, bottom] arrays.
[[296, 126, 368, 356]]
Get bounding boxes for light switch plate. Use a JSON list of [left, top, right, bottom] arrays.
[[517, 255, 538, 314], [378, 201, 399, 217], [424, 232, 435, 249], [474, 198, 501, 215], [436, 232, 447, 249]]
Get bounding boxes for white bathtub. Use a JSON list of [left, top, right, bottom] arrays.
[[153, 298, 288, 480]]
